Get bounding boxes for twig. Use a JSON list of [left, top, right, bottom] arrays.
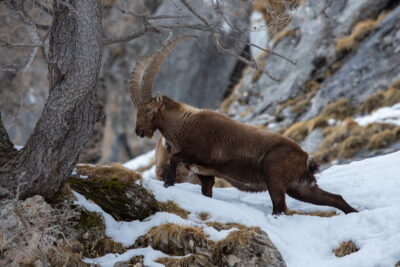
[[33, 0, 53, 16], [179, 0, 212, 27], [103, 29, 157, 45]]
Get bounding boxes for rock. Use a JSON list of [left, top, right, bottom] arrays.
[[305, 6, 400, 120], [212, 227, 286, 267], [0, 195, 89, 266], [134, 223, 286, 267], [226, 0, 393, 123], [69, 175, 159, 221]]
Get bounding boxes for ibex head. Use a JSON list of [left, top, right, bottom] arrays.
[[129, 35, 194, 138]]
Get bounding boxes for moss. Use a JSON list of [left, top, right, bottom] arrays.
[[78, 210, 103, 230], [333, 241, 359, 257], [158, 201, 190, 219], [69, 175, 159, 221]]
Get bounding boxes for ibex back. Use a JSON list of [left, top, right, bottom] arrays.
[[129, 35, 358, 215]]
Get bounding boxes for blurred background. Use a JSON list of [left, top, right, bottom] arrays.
[[1, 0, 399, 167]]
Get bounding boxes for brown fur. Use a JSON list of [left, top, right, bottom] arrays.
[[134, 96, 357, 215]]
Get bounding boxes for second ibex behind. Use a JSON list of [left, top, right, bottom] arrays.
[[129, 35, 358, 215]]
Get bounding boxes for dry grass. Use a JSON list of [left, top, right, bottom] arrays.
[[359, 81, 400, 114], [285, 210, 338, 217], [321, 98, 356, 120], [76, 163, 141, 183], [198, 212, 210, 221], [156, 254, 211, 267], [138, 223, 210, 256], [145, 224, 207, 244], [283, 115, 328, 142], [205, 222, 247, 231], [277, 80, 321, 117], [158, 201, 190, 219], [333, 241, 359, 257], [368, 129, 400, 150], [271, 26, 300, 47], [336, 12, 388, 53], [253, 0, 299, 34], [313, 122, 400, 163]]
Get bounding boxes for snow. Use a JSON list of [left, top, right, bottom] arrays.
[[13, 145, 23, 150], [355, 103, 400, 126], [123, 149, 155, 170], [75, 151, 400, 267], [83, 246, 168, 267], [249, 11, 268, 58]]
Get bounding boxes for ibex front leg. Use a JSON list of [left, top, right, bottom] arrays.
[[163, 153, 181, 188]]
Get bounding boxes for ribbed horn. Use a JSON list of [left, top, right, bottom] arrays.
[[139, 35, 195, 103], [128, 55, 153, 106]]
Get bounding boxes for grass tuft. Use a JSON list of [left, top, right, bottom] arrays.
[[336, 12, 388, 53], [158, 201, 190, 219], [333, 241, 359, 257], [76, 163, 141, 184]]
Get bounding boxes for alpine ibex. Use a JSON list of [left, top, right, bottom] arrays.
[[129, 35, 358, 215]]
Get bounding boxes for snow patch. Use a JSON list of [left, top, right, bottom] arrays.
[[83, 246, 167, 267], [249, 11, 268, 58], [75, 151, 400, 266], [124, 149, 155, 170], [355, 103, 400, 126]]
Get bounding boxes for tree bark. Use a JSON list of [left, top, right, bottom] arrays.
[[0, 0, 103, 199]]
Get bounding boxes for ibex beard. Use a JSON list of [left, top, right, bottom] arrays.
[[130, 35, 358, 215]]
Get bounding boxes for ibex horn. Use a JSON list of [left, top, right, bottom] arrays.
[[139, 35, 196, 104]]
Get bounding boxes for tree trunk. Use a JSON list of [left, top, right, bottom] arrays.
[[0, 0, 103, 199]]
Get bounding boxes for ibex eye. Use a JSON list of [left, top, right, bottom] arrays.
[[145, 108, 152, 113]]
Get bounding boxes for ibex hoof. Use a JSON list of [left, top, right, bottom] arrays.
[[163, 181, 175, 188]]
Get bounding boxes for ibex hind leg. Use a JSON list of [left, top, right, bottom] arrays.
[[287, 183, 358, 214], [266, 181, 288, 215]]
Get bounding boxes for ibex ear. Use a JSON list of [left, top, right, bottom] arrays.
[[156, 93, 163, 104]]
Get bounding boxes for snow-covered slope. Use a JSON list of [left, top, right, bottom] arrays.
[[76, 151, 400, 267]]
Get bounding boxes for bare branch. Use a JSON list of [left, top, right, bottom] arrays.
[[33, 0, 54, 16], [179, 0, 212, 27], [0, 39, 44, 48], [115, 7, 190, 20], [3, 0, 42, 73], [103, 29, 157, 45]]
